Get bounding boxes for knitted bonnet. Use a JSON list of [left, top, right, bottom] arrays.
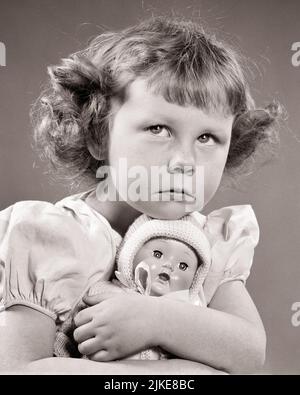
[[115, 213, 211, 298]]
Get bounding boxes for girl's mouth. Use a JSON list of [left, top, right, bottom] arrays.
[[157, 189, 195, 202]]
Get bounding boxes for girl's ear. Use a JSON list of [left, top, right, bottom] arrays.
[[87, 140, 102, 160]]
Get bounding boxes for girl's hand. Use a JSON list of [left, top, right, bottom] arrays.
[[85, 280, 124, 298], [73, 292, 160, 361]]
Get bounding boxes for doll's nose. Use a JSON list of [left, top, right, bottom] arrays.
[[162, 260, 175, 272]]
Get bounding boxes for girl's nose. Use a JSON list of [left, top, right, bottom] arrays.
[[168, 145, 195, 176]]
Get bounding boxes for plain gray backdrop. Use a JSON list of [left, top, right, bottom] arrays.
[[0, 0, 299, 374]]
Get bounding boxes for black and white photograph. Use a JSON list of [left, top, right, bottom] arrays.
[[0, 0, 299, 376]]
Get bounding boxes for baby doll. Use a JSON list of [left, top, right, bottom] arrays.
[[54, 213, 211, 360]]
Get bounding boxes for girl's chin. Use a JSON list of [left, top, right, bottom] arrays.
[[129, 201, 200, 220]]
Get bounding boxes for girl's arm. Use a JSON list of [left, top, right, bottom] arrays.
[[76, 281, 266, 374], [156, 280, 266, 374], [0, 305, 225, 374], [23, 357, 226, 375]]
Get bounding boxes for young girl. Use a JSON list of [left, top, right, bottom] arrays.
[[0, 16, 280, 374]]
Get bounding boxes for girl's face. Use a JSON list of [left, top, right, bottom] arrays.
[[133, 238, 198, 296], [107, 78, 233, 219]]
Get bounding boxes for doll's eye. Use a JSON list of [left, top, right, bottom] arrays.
[[153, 250, 163, 259], [179, 262, 188, 271], [146, 125, 171, 137]]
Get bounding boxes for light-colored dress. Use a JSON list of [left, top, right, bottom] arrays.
[[0, 190, 122, 321], [0, 190, 259, 329]]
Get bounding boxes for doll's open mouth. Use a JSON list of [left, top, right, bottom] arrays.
[[158, 272, 170, 282]]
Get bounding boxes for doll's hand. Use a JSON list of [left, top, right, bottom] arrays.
[[73, 292, 160, 361]]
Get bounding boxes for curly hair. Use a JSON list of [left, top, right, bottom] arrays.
[[31, 16, 281, 185]]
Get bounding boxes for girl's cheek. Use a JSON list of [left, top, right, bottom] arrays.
[[202, 162, 227, 200]]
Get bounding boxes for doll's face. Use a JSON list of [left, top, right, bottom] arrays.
[[133, 238, 199, 296]]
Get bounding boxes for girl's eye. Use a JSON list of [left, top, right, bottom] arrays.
[[179, 262, 188, 271], [146, 125, 170, 137], [153, 250, 163, 259], [197, 133, 217, 145]]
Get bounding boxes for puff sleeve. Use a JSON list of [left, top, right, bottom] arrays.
[[201, 205, 260, 304], [0, 200, 115, 323]]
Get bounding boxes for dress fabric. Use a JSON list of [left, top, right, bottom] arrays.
[[0, 190, 259, 326]]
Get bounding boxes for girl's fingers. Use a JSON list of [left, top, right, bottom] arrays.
[[74, 309, 93, 327], [83, 291, 120, 306], [82, 293, 108, 306], [78, 337, 101, 356], [89, 350, 111, 362], [73, 323, 95, 344]]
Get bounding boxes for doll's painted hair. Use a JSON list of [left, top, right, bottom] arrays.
[[32, 16, 281, 185]]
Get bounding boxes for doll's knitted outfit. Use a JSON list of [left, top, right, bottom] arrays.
[[115, 213, 211, 301]]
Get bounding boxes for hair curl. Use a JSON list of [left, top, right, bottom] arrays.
[[31, 16, 282, 186]]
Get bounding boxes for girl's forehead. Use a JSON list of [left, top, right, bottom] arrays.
[[116, 78, 234, 127]]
